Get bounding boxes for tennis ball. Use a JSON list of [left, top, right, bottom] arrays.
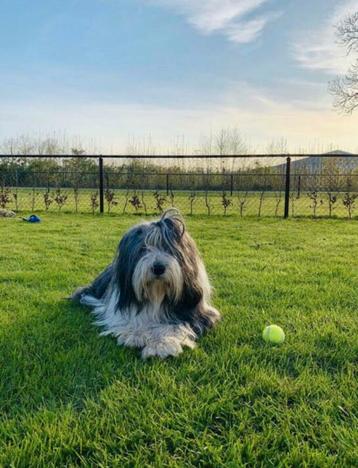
[[262, 325, 285, 344]]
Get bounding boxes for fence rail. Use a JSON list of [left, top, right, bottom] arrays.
[[1, 154, 358, 218]]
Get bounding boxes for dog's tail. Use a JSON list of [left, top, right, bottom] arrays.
[[80, 294, 103, 308], [69, 286, 89, 303]]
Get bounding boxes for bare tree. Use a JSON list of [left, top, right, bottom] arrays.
[[196, 128, 248, 174], [330, 11, 358, 113], [337, 12, 358, 54]]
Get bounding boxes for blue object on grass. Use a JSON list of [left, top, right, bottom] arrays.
[[23, 215, 41, 223]]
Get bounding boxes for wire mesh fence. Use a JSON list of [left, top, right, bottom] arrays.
[[1, 154, 358, 218]]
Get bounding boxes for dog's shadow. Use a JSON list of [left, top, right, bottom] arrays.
[[0, 299, 168, 420]]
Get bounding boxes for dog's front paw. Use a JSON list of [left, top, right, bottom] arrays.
[[208, 306, 221, 325], [141, 339, 184, 359], [117, 331, 146, 348]]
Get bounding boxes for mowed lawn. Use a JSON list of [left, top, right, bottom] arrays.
[[0, 214, 357, 467]]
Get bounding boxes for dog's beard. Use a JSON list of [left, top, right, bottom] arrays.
[[132, 249, 183, 305]]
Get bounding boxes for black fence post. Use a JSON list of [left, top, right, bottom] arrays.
[[166, 173, 169, 196], [284, 156, 291, 219], [230, 174, 234, 196], [99, 156, 104, 214], [297, 175, 301, 199]]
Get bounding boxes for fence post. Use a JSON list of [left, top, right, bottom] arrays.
[[99, 156, 104, 214], [284, 156, 291, 219], [297, 175, 301, 199], [166, 173, 169, 196], [230, 174, 234, 196]]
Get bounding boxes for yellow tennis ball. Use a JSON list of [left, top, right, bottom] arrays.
[[262, 325, 285, 344]]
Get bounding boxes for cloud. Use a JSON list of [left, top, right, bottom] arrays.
[[293, 0, 357, 73], [145, 0, 278, 43]]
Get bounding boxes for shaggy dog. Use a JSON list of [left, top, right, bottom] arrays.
[[72, 209, 220, 358]]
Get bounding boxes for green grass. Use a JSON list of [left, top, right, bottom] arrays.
[[0, 214, 357, 466]]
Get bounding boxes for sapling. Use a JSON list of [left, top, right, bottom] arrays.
[[222, 192, 232, 216], [43, 191, 53, 211], [0, 186, 11, 209], [90, 192, 99, 215], [308, 191, 323, 218], [73, 187, 79, 214], [274, 192, 282, 217], [54, 189, 68, 211], [13, 192, 18, 211], [188, 192, 196, 215], [122, 191, 130, 214], [153, 191, 166, 213], [141, 192, 147, 215], [105, 189, 118, 213], [205, 191, 211, 216], [326, 192, 338, 217], [258, 191, 265, 217], [170, 190, 175, 207], [342, 192, 357, 219], [238, 191, 248, 217], [129, 194, 142, 212]]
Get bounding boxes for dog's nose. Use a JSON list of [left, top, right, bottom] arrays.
[[152, 262, 166, 276]]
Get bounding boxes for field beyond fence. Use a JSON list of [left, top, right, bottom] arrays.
[[1, 154, 358, 218]]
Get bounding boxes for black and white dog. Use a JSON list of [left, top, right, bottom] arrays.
[[72, 209, 220, 358]]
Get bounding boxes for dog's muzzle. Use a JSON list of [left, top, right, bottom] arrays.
[[152, 262, 166, 277]]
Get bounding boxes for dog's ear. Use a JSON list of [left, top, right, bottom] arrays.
[[172, 275, 212, 335], [114, 227, 145, 309], [161, 209, 185, 241], [180, 277, 203, 310]]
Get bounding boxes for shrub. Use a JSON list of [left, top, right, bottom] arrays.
[[105, 189, 118, 213], [342, 192, 357, 219], [222, 192, 232, 215], [54, 190, 68, 211], [0, 186, 12, 209], [326, 192, 338, 217], [153, 191, 166, 213], [129, 194, 142, 212], [308, 191, 323, 218]]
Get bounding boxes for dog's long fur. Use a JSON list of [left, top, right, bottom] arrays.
[[72, 209, 220, 358]]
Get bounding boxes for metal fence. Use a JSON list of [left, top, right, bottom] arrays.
[[1, 154, 358, 218]]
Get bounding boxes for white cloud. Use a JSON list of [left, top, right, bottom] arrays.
[[293, 0, 357, 73], [145, 0, 278, 43], [226, 17, 269, 43]]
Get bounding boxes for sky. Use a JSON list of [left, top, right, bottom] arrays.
[[0, 0, 357, 153]]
